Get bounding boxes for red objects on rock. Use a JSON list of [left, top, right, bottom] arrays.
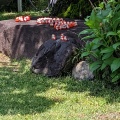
[[15, 16, 77, 30], [51, 34, 56, 40], [60, 33, 68, 41], [15, 16, 30, 22], [51, 33, 68, 42], [60, 33, 64, 41], [37, 17, 77, 30]]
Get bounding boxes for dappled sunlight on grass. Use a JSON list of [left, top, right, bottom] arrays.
[[0, 59, 120, 119], [0, 7, 119, 119]]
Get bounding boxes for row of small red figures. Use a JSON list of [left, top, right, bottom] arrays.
[[37, 17, 77, 30], [15, 16, 77, 30], [15, 16, 30, 22], [52, 34, 68, 41]]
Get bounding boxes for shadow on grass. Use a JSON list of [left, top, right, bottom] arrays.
[[63, 78, 120, 104], [0, 64, 63, 115], [0, 60, 119, 115]]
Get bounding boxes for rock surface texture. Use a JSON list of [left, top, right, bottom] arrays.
[[0, 18, 89, 77], [31, 38, 76, 77], [0, 18, 86, 59], [72, 61, 94, 80]]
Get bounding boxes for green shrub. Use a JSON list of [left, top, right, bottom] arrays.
[[62, 3, 80, 19], [51, 0, 102, 19], [51, 0, 71, 17], [0, 0, 48, 12], [79, 0, 120, 84]]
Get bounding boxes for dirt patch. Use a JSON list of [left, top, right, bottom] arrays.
[[0, 52, 11, 67]]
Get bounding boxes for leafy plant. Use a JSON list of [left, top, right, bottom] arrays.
[[51, 0, 103, 19], [63, 3, 80, 19], [79, 0, 120, 83], [0, 0, 48, 12]]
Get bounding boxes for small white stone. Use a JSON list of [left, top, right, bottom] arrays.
[[72, 61, 94, 80]]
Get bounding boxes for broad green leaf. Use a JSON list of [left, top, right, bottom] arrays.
[[114, 4, 120, 11], [97, 7, 111, 20], [113, 16, 120, 25], [106, 31, 117, 37], [81, 52, 90, 58], [100, 62, 107, 70], [85, 20, 95, 28], [113, 42, 120, 49], [104, 57, 114, 66], [92, 44, 102, 50], [102, 18, 108, 24], [111, 72, 117, 78], [111, 58, 120, 72], [112, 11, 120, 30], [101, 57, 114, 70], [90, 61, 102, 72], [81, 34, 95, 40], [90, 9, 97, 20], [101, 47, 114, 53], [102, 52, 113, 60], [78, 29, 92, 36], [85, 42, 93, 51], [99, 2, 104, 9], [112, 74, 120, 82], [85, 17, 90, 22], [117, 30, 120, 38], [90, 64, 101, 72], [92, 37, 103, 44]]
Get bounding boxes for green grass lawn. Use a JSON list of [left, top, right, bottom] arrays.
[[0, 59, 120, 120], [0, 12, 120, 120], [0, 11, 48, 21]]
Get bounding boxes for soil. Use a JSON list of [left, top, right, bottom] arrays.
[[0, 52, 10, 66]]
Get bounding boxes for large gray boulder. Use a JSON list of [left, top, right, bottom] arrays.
[[0, 19, 51, 59], [0, 19, 86, 59], [31, 38, 77, 77]]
